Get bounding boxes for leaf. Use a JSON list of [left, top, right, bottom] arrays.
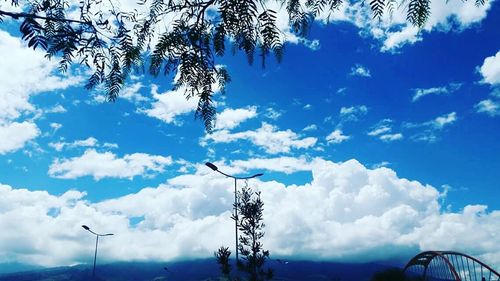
[[407, 0, 431, 27]]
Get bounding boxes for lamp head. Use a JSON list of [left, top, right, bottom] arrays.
[[253, 173, 264, 178], [82, 225, 90, 231], [205, 162, 218, 171]]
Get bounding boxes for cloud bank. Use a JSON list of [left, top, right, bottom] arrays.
[[1, 158, 499, 268]]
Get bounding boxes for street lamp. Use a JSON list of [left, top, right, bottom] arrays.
[[82, 225, 114, 278], [205, 162, 264, 262]]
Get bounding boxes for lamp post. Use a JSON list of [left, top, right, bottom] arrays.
[[205, 162, 263, 263], [82, 225, 113, 278]]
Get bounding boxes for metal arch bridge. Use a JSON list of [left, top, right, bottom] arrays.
[[404, 251, 500, 281]]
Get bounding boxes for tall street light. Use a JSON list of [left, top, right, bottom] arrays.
[[82, 225, 114, 278], [205, 162, 264, 262]]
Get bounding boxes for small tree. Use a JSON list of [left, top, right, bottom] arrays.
[[236, 186, 273, 281], [215, 246, 232, 281], [215, 186, 273, 281]]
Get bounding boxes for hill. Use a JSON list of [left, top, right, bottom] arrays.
[[0, 259, 398, 281]]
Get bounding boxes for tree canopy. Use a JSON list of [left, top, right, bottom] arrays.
[[0, 0, 486, 131]]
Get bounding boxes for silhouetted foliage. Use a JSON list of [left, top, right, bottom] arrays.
[[370, 268, 420, 281], [215, 246, 232, 280], [235, 187, 273, 281], [0, 0, 486, 130], [214, 186, 272, 281]]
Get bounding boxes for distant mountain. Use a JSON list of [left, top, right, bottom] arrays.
[[0, 263, 44, 275], [0, 259, 398, 281]]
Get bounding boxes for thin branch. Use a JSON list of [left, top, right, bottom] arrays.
[[0, 9, 92, 25]]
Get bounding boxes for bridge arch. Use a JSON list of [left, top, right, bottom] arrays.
[[404, 251, 499, 281]]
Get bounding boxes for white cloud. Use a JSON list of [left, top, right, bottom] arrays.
[[315, 0, 494, 52], [120, 82, 149, 103], [0, 122, 40, 154], [89, 94, 107, 104], [50, 123, 63, 132], [380, 26, 421, 52], [479, 51, 500, 85], [103, 142, 120, 149], [0, 31, 81, 154], [265, 107, 283, 120], [368, 119, 403, 142], [143, 70, 223, 125], [432, 112, 457, 129], [48, 149, 173, 180], [214, 106, 257, 130], [368, 125, 392, 136], [336, 87, 348, 95], [297, 38, 321, 51], [0, 31, 81, 123], [230, 156, 312, 174], [326, 129, 350, 144], [1, 158, 499, 268], [405, 112, 457, 142], [379, 133, 403, 142], [303, 124, 318, 131], [412, 83, 462, 102], [202, 122, 317, 154], [142, 84, 199, 125], [475, 99, 500, 117], [45, 105, 67, 114], [48, 137, 117, 151], [340, 105, 368, 122], [406, 112, 457, 130], [349, 64, 371, 77]]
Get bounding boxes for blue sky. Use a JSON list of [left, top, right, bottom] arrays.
[[0, 0, 499, 270]]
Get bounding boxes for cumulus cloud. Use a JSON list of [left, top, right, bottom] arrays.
[[1, 158, 499, 268], [142, 70, 223, 125], [347, 0, 494, 52], [0, 122, 40, 154], [0, 31, 81, 123], [48, 149, 173, 180], [302, 0, 493, 52], [0, 31, 81, 153], [214, 106, 257, 130], [141, 84, 199, 125], [326, 129, 350, 144], [479, 51, 500, 85], [201, 122, 317, 154], [412, 83, 462, 102], [230, 156, 312, 174]]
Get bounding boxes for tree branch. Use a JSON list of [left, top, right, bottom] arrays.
[[0, 10, 92, 25]]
